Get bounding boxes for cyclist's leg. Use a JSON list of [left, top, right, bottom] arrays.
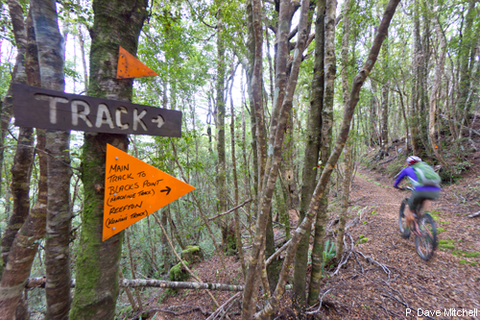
[[407, 193, 422, 228], [408, 192, 425, 235]]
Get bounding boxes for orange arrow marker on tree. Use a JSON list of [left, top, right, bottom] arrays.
[[103, 144, 195, 241], [116, 46, 159, 79]]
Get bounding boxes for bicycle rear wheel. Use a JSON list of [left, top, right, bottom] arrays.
[[399, 199, 410, 238], [415, 213, 437, 261]]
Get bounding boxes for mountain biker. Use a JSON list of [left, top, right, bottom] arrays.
[[393, 156, 441, 238]]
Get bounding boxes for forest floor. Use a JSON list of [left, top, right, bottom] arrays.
[[137, 156, 480, 319]]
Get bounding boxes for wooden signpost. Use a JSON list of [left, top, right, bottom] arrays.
[[12, 84, 182, 137], [12, 47, 193, 242], [103, 144, 195, 241]]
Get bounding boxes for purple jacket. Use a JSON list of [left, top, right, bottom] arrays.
[[394, 166, 441, 192]]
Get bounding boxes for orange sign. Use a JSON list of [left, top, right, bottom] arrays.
[[103, 144, 195, 241], [116, 46, 159, 79]]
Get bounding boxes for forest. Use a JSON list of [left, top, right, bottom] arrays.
[[0, 0, 479, 319]]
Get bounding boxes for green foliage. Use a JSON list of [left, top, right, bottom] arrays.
[[169, 261, 190, 282], [322, 240, 336, 274], [459, 259, 478, 266], [224, 233, 237, 256], [452, 250, 480, 258], [181, 246, 204, 264], [439, 243, 455, 251]]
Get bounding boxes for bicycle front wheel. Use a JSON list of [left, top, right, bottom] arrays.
[[415, 213, 437, 261]]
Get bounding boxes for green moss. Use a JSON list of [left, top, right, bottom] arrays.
[[357, 237, 368, 244], [439, 221, 450, 224], [459, 259, 478, 266], [437, 227, 446, 233], [181, 246, 204, 264], [452, 250, 480, 258], [439, 239, 456, 244], [225, 233, 237, 256], [169, 261, 190, 282], [359, 234, 365, 239], [439, 243, 455, 250]]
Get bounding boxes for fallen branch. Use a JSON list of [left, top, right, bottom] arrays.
[[466, 211, 480, 218], [208, 199, 252, 221], [26, 277, 245, 291], [265, 239, 291, 267], [205, 292, 242, 320], [128, 305, 209, 320]]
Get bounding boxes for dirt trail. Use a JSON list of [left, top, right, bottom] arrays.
[[146, 167, 480, 320], [321, 169, 480, 319]]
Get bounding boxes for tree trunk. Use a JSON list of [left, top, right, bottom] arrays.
[[30, 0, 72, 318], [70, 1, 148, 319], [457, 0, 477, 136], [215, 2, 228, 246], [380, 30, 389, 157], [230, 69, 247, 277], [410, 0, 422, 154], [307, 0, 337, 306], [0, 0, 29, 270], [336, 0, 353, 260], [293, 0, 325, 310], [429, 1, 448, 168], [0, 8, 43, 319]]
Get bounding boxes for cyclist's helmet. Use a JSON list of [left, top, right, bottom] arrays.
[[406, 155, 421, 166]]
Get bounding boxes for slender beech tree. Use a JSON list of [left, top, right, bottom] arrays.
[[307, 0, 337, 306], [30, 0, 73, 318], [215, 1, 228, 245], [70, 1, 148, 319], [0, 0, 30, 271], [457, 0, 478, 135], [429, 0, 449, 168], [294, 0, 325, 311], [0, 6, 44, 320], [336, 0, 353, 259]]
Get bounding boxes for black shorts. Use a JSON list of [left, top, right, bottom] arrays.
[[407, 190, 440, 213]]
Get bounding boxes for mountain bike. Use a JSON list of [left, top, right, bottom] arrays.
[[398, 187, 437, 261]]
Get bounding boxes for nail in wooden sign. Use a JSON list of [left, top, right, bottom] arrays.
[[13, 84, 181, 137], [103, 144, 195, 241]]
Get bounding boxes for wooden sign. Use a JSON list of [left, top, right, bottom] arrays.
[[12, 83, 182, 137], [103, 144, 195, 241], [117, 46, 159, 79]]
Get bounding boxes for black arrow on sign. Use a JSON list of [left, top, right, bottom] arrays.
[[160, 186, 171, 195]]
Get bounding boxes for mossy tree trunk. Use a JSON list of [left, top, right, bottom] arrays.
[[307, 0, 337, 306], [293, 0, 325, 311], [70, 1, 148, 319], [336, 0, 353, 260], [215, 1, 229, 247]]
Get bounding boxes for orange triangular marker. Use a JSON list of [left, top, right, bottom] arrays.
[[116, 46, 159, 79], [103, 144, 195, 241]]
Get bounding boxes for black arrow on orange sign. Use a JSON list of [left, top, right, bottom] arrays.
[[161, 186, 171, 195]]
